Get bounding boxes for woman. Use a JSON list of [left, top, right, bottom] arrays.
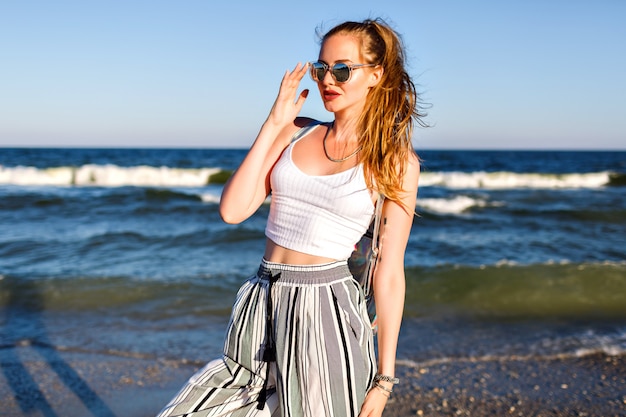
[[157, 18, 424, 417]]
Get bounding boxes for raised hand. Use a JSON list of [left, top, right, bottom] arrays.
[[266, 62, 310, 128]]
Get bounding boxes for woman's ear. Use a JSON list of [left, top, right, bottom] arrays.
[[368, 65, 384, 88]]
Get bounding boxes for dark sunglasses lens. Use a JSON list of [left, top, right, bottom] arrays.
[[311, 63, 326, 81], [332, 63, 350, 82]]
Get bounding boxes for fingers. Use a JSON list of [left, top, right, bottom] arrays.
[[266, 63, 310, 127], [288, 62, 310, 79], [294, 88, 309, 109], [279, 62, 309, 93], [286, 63, 309, 106]]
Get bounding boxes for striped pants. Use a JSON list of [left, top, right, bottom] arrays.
[[156, 260, 377, 417]]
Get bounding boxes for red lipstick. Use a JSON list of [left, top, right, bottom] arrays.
[[323, 90, 340, 101]]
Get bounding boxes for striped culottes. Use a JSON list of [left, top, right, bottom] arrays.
[[156, 260, 377, 417]]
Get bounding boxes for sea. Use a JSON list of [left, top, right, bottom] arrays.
[[1, 147, 625, 371]]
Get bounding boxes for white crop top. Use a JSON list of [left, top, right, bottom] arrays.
[[265, 122, 375, 259]]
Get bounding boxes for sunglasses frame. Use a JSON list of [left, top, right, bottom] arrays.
[[309, 61, 377, 83]]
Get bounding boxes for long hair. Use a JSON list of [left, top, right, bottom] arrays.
[[321, 19, 427, 202]]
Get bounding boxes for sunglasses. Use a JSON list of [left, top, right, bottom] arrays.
[[309, 61, 377, 83]]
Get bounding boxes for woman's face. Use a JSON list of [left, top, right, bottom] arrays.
[[316, 34, 380, 118]]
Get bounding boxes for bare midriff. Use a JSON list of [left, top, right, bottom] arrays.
[[263, 239, 340, 265]]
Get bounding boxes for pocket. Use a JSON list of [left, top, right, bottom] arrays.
[[330, 280, 368, 345], [224, 277, 267, 368]]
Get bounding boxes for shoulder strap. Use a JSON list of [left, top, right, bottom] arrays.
[[371, 193, 385, 258], [360, 193, 384, 299]]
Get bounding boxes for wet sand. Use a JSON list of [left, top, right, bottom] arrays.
[[1, 345, 624, 417]]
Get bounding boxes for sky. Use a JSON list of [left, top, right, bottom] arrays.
[[1, 1, 624, 150]]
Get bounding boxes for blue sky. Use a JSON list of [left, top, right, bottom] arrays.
[[1, 1, 624, 149]]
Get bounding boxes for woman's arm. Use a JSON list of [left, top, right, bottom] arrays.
[[359, 152, 420, 417], [219, 63, 310, 224]]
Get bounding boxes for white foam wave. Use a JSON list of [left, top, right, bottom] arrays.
[[417, 195, 492, 215], [200, 193, 221, 204], [396, 343, 626, 369], [0, 164, 222, 187], [0, 165, 613, 190], [420, 171, 611, 189]]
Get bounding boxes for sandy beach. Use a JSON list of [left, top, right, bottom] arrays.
[[1, 343, 624, 417], [387, 353, 625, 417]]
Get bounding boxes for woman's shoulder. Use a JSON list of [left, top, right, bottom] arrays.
[[407, 150, 420, 171]]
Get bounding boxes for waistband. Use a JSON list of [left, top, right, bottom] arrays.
[[257, 258, 352, 286]]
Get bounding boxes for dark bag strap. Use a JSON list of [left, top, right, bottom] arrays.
[[363, 193, 384, 298]]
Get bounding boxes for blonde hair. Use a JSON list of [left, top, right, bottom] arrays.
[[321, 19, 427, 202]]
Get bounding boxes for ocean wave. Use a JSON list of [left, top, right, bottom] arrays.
[[416, 195, 499, 215], [420, 171, 614, 189], [1, 164, 621, 190], [396, 345, 626, 369], [0, 274, 239, 316], [403, 261, 626, 320], [2, 261, 624, 317], [200, 193, 221, 204], [0, 164, 229, 187], [608, 172, 626, 186]]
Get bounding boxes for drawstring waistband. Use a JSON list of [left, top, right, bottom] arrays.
[[257, 259, 351, 285]]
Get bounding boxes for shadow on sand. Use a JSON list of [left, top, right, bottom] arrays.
[[1, 276, 117, 417]]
